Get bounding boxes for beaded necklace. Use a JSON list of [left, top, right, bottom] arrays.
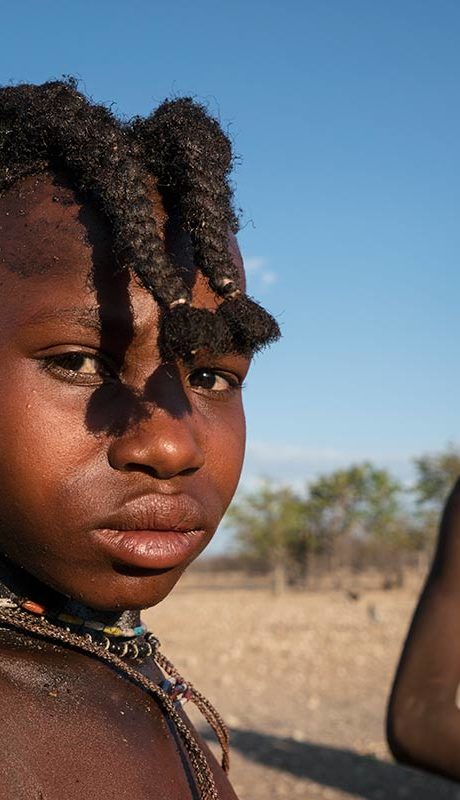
[[20, 599, 157, 661], [11, 598, 195, 707], [0, 596, 229, 800]]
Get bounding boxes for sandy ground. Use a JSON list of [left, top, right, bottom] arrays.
[[143, 573, 460, 800]]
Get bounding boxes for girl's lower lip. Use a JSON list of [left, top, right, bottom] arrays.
[[94, 528, 208, 569]]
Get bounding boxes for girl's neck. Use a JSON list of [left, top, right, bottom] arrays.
[[0, 556, 141, 630]]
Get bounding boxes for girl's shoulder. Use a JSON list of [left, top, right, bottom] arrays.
[[0, 631, 240, 800]]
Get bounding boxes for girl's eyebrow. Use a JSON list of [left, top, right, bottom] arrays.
[[24, 306, 129, 334]]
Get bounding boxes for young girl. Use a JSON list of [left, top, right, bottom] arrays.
[[0, 79, 279, 799]]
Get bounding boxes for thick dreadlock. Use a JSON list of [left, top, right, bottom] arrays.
[[0, 78, 280, 360]]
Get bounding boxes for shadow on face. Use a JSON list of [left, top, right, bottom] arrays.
[[78, 178, 200, 435], [1, 172, 244, 437]]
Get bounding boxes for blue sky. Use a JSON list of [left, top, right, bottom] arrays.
[[1, 0, 459, 504]]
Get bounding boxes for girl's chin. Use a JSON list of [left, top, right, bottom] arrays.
[[56, 567, 187, 612]]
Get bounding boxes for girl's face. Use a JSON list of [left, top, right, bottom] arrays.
[[0, 175, 249, 610]]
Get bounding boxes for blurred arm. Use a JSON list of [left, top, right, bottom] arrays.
[[387, 478, 460, 780]]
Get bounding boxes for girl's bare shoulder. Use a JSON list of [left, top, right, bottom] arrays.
[[0, 634, 240, 800]]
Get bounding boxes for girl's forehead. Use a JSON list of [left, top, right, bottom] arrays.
[[0, 175, 113, 280], [0, 174, 245, 337], [1, 173, 168, 275], [0, 172, 245, 290]]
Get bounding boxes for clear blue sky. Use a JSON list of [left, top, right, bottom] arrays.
[[1, 0, 459, 500]]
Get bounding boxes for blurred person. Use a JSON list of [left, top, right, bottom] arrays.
[[387, 479, 460, 781]]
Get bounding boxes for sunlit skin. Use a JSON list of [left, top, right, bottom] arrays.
[[0, 174, 247, 799]]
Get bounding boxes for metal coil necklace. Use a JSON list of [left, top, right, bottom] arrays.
[[18, 598, 160, 662]]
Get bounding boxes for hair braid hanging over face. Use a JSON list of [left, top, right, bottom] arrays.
[[133, 98, 240, 296], [0, 80, 188, 306], [0, 79, 281, 359]]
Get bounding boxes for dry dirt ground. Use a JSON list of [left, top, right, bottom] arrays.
[[143, 573, 460, 800]]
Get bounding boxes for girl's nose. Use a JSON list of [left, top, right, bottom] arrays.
[[107, 407, 205, 479]]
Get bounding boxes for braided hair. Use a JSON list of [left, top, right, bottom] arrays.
[[0, 78, 280, 360]]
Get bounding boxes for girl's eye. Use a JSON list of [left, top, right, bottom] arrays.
[[188, 368, 241, 394], [41, 352, 115, 384]]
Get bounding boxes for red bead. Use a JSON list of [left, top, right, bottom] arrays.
[[21, 600, 46, 615]]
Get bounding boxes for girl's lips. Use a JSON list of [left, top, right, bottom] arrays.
[[93, 527, 208, 570], [97, 492, 206, 533]]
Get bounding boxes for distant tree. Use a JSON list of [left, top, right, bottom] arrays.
[[412, 445, 460, 552], [227, 481, 309, 593], [413, 445, 460, 510], [307, 463, 414, 582], [307, 463, 403, 548]]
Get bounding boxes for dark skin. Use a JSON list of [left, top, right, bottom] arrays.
[[387, 478, 460, 782], [0, 174, 247, 798]]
